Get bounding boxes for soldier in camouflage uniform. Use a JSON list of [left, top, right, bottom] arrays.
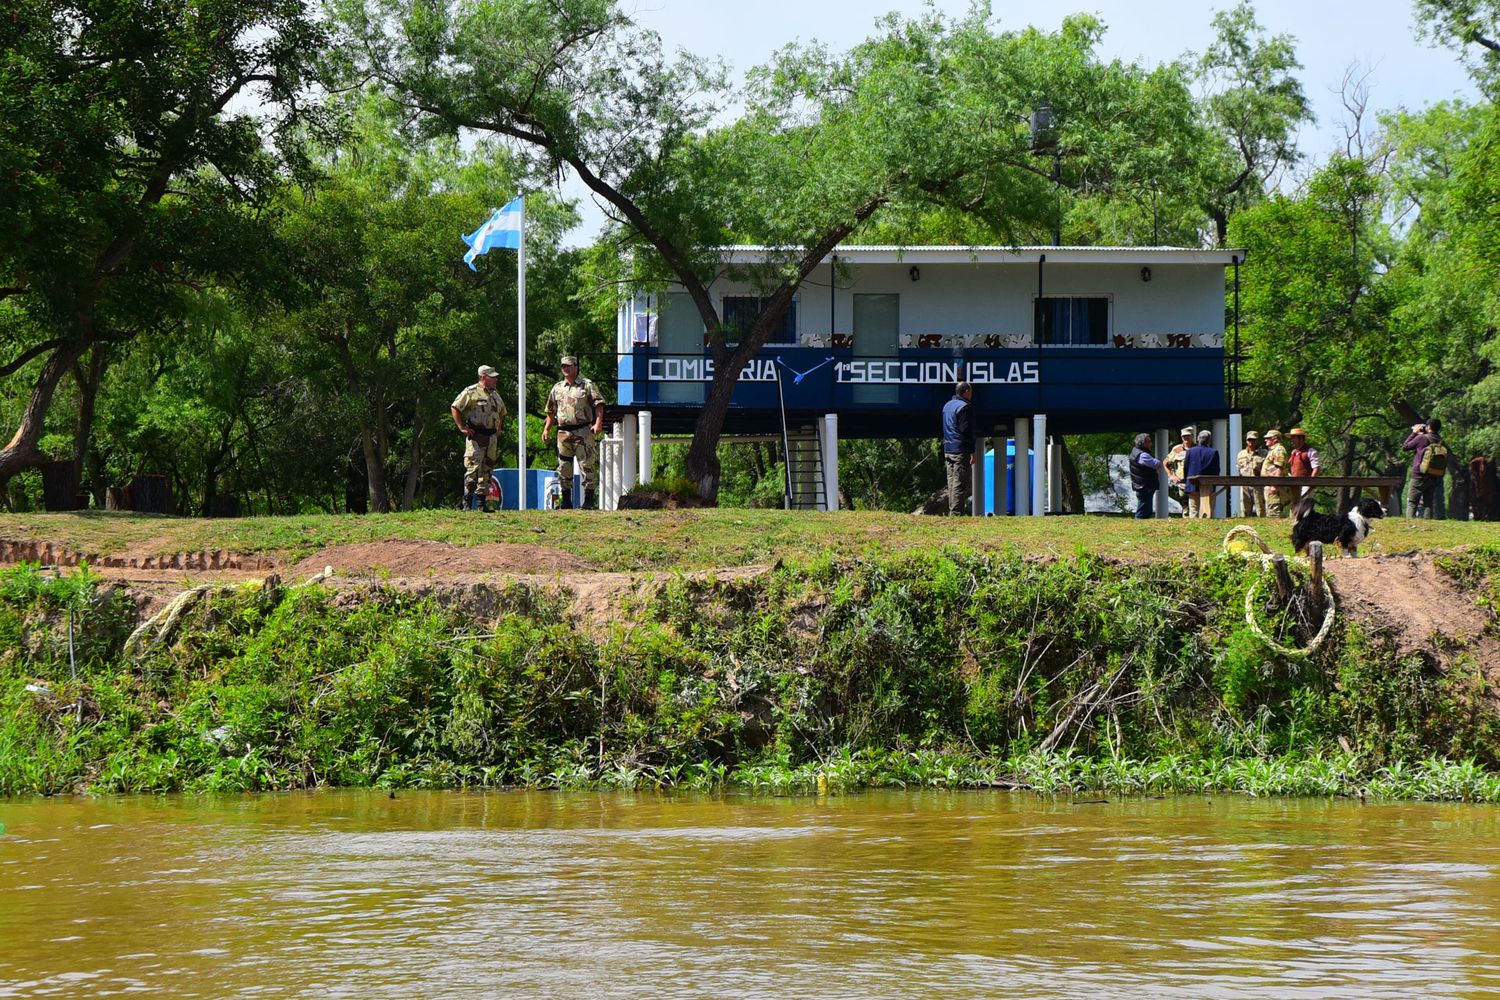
[[450, 364, 506, 512], [542, 354, 606, 509], [1261, 428, 1289, 517], [1236, 429, 1266, 516], [1165, 426, 1195, 517]]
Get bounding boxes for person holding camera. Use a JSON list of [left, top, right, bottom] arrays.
[[1403, 417, 1448, 519], [451, 364, 507, 512]]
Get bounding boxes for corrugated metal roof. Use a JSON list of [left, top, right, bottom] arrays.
[[718, 244, 1246, 263]]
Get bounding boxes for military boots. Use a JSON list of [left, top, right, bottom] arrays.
[[583, 488, 597, 510], [462, 491, 475, 511], [557, 487, 572, 510]]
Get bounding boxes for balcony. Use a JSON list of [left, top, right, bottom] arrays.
[[614, 336, 1227, 435]]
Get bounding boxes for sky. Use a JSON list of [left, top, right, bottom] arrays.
[[557, 0, 1480, 243]]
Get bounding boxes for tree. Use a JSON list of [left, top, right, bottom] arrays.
[[276, 96, 581, 512], [1230, 156, 1402, 489], [335, 0, 1206, 501], [1416, 0, 1500, 90], [0, 0, 328, 490], [88, 295, 298, 515], [1191, 1, 1312, 245]]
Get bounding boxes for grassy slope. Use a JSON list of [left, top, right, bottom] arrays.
[[4, 509, 1500, 571]]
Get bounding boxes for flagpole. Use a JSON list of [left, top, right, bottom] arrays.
[[515, 197, 527, 511]]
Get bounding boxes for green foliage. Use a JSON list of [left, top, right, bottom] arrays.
[[1229, 154, 1405, 472], [1416, 0, 1500, 91], [838, 439, 945, 512], [332, 0, 1241, 493], [0, 0, 331, 487], [4, 547, 1500, 798], [264, 92, 586, 514], [1191, 2, 1312, 244]]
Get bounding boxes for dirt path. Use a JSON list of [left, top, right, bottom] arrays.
[[290, 539, 589, 577], [42, 537, 769, 631]]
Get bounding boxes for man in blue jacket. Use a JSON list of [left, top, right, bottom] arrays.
[[942, 382, 976, 515], [1128, 433, 1165, 519], [1183, 428, 1221, 518]]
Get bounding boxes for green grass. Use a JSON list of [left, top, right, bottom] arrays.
[[4, 508, 1498, 572]]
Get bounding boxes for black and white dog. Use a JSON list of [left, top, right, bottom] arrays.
[[1290, 492, 1385, 557]]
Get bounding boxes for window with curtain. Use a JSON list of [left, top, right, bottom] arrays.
[[722, 295, 797, 343], [1034, 296, 1109, 345]]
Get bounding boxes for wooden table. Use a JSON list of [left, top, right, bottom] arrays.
[[1188, 475, 1405, 517]]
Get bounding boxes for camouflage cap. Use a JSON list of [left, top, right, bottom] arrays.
[[1180, 426, 1196, 437], [560, 355, 579, 367], [477, 364, 498, 378], [1265, 428, 1282, 439], [1245, 430, 1260, 440]]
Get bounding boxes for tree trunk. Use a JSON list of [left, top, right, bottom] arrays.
[[1450, 463, 1470, 522], [201, 417, 235, 516], [71, 346, 108, 505], [684, 368, 737, 501], [1211, 208, 1229, 249], [357, 415, 391, 513], [1055, 436, 1086, 514], [1285, 370, 1308, 430], [242, 416, 276, 516], [401, 405, 424, 512], [679, 202, 886, 502], [331, 328, 391, 513], [1339, 434, 1357, 513], [0, 341, 90, 490]]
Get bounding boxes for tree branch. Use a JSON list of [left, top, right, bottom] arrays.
[[0, 338, 69, 379]]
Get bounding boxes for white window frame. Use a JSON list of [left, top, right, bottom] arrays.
[[1032, 293, 1113, 347], [720, 293, 799, 345]]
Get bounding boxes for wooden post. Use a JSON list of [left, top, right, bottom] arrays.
[[1307, 541, 1324, 611], [1271, 554, 1294, 602]]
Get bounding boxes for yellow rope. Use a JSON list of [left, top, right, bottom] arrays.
[[1222, 525, 1337, 660]]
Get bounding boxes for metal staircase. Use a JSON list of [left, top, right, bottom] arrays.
[[785, 427, 826, 510]]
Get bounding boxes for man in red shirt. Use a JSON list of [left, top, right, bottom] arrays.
[[1287, 427, 1320, 503]]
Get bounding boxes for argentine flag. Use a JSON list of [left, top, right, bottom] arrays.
[[462, 197, 523, 271]]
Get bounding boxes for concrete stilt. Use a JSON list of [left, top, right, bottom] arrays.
[[1227, 412, 1244, 517], [822, 413, 840, 511], [622, 414, 638, 492], [1013, 419, 1031, 517], [1031, 414, 1048, 516], [972, 435, 986, 517], [637, 410, 653, 486], [1155, 429, 1171, 518], [1212, 417, 1229, 518]]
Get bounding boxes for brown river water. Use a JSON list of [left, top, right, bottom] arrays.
[[2, 790, 1499, 998]]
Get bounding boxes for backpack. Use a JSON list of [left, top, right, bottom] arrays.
[[1421, 438, 1449, 476]]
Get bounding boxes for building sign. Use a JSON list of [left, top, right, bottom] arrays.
[[647, 357, 780, 382], [645, 356, 1041, 384], [838, 360, 1039, 384]]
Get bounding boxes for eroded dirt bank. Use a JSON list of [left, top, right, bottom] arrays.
[[5, 531, 1495, 685]]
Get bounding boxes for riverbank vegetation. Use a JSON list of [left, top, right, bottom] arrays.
[[6, 542, 1500, 800]]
